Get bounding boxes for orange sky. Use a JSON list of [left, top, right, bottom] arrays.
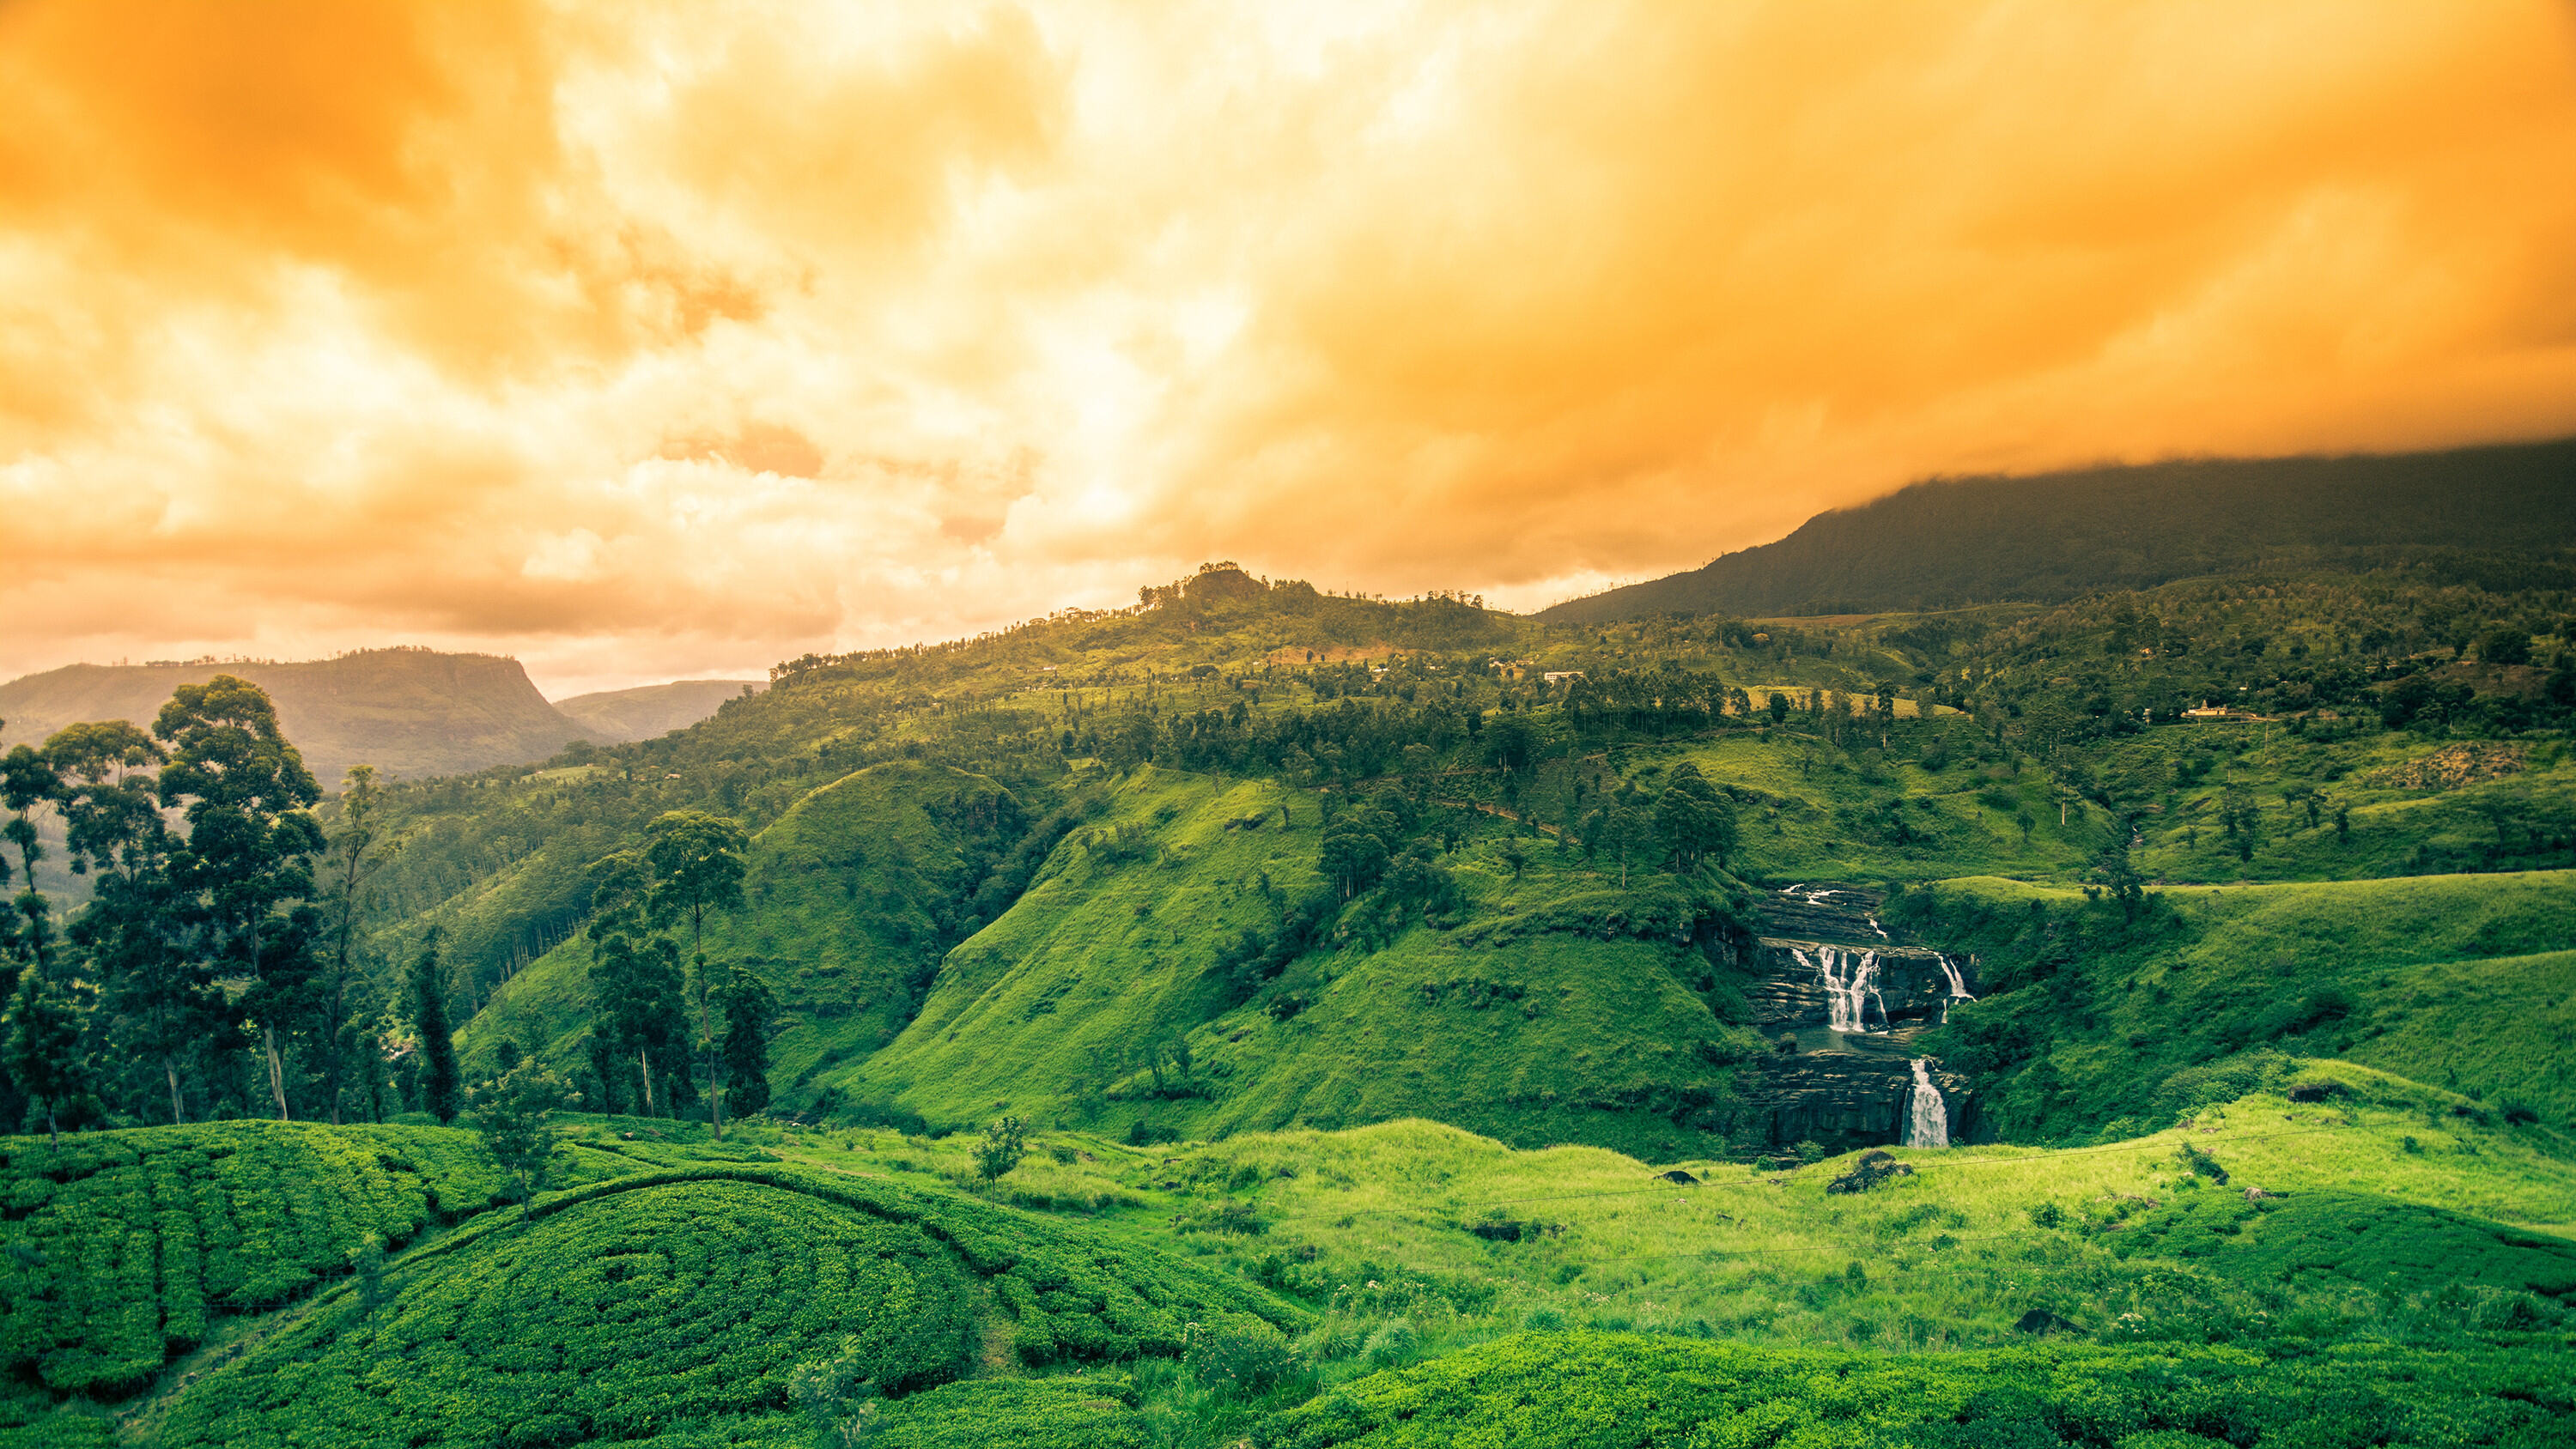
[[6, 2, 2575, 695]]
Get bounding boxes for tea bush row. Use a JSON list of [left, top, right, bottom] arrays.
[[0, 1123, 528, 1395]]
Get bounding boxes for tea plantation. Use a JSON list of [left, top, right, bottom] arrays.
[[0, 1123, 534, 1397], [152, 1162, 1298, 1447], [1262, 1331, 2573, 1447]]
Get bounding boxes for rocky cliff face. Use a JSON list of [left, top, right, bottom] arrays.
[[1731, 884, 1978, 1149]]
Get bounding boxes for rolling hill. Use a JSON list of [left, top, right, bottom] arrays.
[[1540, 436, 2576, 623], [551, 678, 767, 743]]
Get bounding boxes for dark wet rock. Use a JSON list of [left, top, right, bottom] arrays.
[[1826, 1149, 1914, 1194], [1656, 1169, 1700, 1185]]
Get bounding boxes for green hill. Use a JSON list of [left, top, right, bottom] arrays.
[[841, 767, 1762, 1155], [1903, 870, 2576, 1141], [1540, 436, 2576, 623], [460, 760, 1037, 1093]]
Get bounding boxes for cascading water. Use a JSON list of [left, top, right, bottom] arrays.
[[1937, 955, 1975, 1002], [1792, 945, 1880, 1032], [1903, 1059, 1949, 1149]]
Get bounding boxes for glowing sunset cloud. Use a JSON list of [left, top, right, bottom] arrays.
[[5, 2, 2573, 692]]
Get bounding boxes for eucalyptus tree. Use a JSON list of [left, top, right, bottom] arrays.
[[155, 676, 325, 1122], [644, 810, 749, 1136], [1, 743, 62, 973]]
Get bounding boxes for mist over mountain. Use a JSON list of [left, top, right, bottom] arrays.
[[0, 648, 598, 784], [1541, 437, 2576, 625], [553, 679, 768, 743]]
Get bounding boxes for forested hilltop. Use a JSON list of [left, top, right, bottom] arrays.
[[1541, 436, 2576, 622], [3, 543, 2573, 1445]]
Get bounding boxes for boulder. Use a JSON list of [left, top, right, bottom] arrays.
[[1826, 1149, 1914, 1194]]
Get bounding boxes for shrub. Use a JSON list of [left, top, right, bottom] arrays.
[[1360, 1317, 1419, 1367], [1187, 1315, 1298, 1397]]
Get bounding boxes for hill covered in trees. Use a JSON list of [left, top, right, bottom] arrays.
[[1540, 437, 2576, 623]]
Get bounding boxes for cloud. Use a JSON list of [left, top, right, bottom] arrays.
[[5, 0, 2574, 692]]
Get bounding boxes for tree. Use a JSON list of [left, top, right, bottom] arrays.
[[317, 766, 392, 1123], [975, 1115, 1028, 1182], [2091, 842, 2147, 923], [1655, 762, 1738, 870], [410, 935, 464, 1125], [1766, 692, 1790, 726], [645, 810, 749, 1137], [585, 851, 688, 1118], [4, 963, 88, 1143], [1319, 823, 1390, 900], [1583, 790, 1658, 888], [2220, 785, 2263, 864], [155, 676, 325, 1121], [469, 1061, 569, 1219], [2, 743, 64, 973], [715, 961, 775, 1120]]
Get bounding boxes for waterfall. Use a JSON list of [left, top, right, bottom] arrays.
[[1904, 1059, 1949, 1149], [1866, 915, 1890, 939], [1793, 945, 1880, 1032], [1937, 954, 1975, 1001]]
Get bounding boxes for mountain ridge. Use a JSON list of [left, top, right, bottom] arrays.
[[1540, 436, 2576, 624]]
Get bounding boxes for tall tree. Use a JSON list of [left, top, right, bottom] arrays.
[[715, 962, 775, 1120], [0, 743, 63, 973], [317, 766, 392, 1123], [51, 719, 201, 1121], [584, 850, 687, 1118], [643, 812, 748, 1137], [155, 677, 325, 1121], [410, 934, 464, 1125], [4, 964, 88, 1143], [1655, 762, 1739, 870]]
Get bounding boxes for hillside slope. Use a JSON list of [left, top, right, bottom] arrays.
[[0, 650, 598, 781], [552, 678, 766, 742], [1541, 437, 2576, 622], [461, 761, 1030, 1094], [841, 767, 1766, 1157]]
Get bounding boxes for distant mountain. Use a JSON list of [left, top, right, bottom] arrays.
[[553, 678, 767, 743], [0, 649, 599, 784], [1539, 437, 2576, 624]]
